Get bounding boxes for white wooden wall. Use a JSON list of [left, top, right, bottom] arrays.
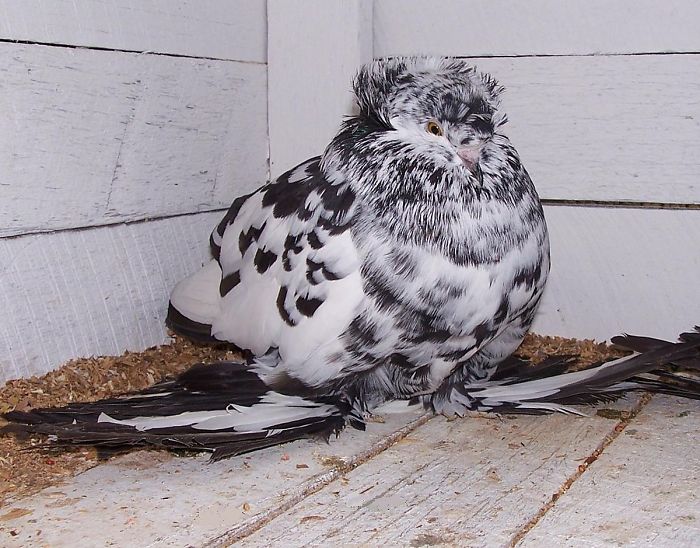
[[1, 0, 699, 383], [0, 0, 268, 382]]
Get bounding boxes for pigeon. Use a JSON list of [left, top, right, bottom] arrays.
[[3, 58, 699, 461]]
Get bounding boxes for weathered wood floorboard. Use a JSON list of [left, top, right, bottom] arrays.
[[1, 396, 695, 546], [240, 398, 645, 547], [0, 405, 429, 547], [520, 396, 700, 547]]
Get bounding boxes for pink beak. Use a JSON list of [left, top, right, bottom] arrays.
[[457, 144, 484, 171]]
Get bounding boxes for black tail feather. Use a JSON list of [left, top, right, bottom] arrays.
[[466, 327, 700, 414], [4, 327, 699, 458], [2, 361, 354, 461]]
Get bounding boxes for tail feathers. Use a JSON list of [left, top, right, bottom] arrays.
[[464, 327, 700, 415], [2, 361, 353, 461], [490, 354, 579, 382]]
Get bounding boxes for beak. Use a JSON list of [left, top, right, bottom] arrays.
[[457, 143, 484, 185]]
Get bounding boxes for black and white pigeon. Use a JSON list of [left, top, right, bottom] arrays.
[[3, 58, 699, 460]]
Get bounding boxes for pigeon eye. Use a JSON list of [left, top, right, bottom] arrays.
[[426, 121, 443, 136]]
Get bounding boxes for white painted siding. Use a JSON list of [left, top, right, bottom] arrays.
[[374, 0, 700, 57], [267, 0, 373, 178], [0, 211, 222, 384], [464, 55, 700, 205], [0, 43, 267, 237], [0, 0, 267, 62], [533, 206, 700, 341]]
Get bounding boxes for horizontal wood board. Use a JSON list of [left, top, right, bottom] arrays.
[[532, 205, 700, 342], [0, 43, 268, 237], [521, 396, 700, 547], [0, 211, 222, 383], [0, 0, 267, 62], [465, 55, 699, 205], [374, 0, 700, 57]]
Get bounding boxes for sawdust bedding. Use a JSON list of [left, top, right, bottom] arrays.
[[0, 333, 623, 508]]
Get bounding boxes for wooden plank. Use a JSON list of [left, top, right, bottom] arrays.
[[0, 0, 267, 62], [533, 205, 700, 342], [0, 404, 429, 546], [0, 43, 267, 237], [375, 0, 700, 57], [267, 0, 373, 177], [240, 398, 645, 546], [471, 54, 700, 204], [0, 211, 222, 383], [520, 396, 700, 547]]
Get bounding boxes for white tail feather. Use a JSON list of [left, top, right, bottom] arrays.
[[97, 392, 338, 433]]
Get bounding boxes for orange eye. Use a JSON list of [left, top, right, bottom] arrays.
[[426, 121, 443, 136]]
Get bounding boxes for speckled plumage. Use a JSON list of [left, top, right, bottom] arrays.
[[175, 57, 550, 413]]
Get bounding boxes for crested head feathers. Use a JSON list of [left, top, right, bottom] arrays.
[[352, 57, 506, 130]]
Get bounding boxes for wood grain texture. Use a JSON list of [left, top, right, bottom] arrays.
[[533, 205, 700, 342], [0, 0, 267, 62], [267, 0, 373, 178], [0, 404, 428, 546], [520, 396, 700, 547], [374, 0, 700, 57], [473, 54, 700, 204], [0, 43, 268, 237], [0, 211, 222, 383], [240, 398, 644, 546]]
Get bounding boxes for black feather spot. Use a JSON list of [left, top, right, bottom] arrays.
[[254, 248, 277, 274], [239, 224, 264, 255], [473, 321, 495, 346], [322, 266, 340, 280], [211, 192, 256, 260], [410, 329, 452, 344], [276, 286, 295, 326], [296, 295, 324, 317], [318, 216, 351, 235], [283, 234, 302, 253], [513, 262, 542, 288], [390, 353, 412, 369], [308, 230, 324, 249], [494, 296, 510, 324], [347, 315, 379, 347], [219, 271, 241, 297]]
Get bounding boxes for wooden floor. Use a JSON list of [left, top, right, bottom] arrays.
[[0, 395, 697, 547]]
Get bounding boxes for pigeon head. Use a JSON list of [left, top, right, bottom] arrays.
[[322, 57, 515, 205], [350, 57, 507, 187]]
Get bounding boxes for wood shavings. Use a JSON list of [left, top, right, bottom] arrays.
[[0, 335, 238, 507], [0, 332, 619, 507]]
